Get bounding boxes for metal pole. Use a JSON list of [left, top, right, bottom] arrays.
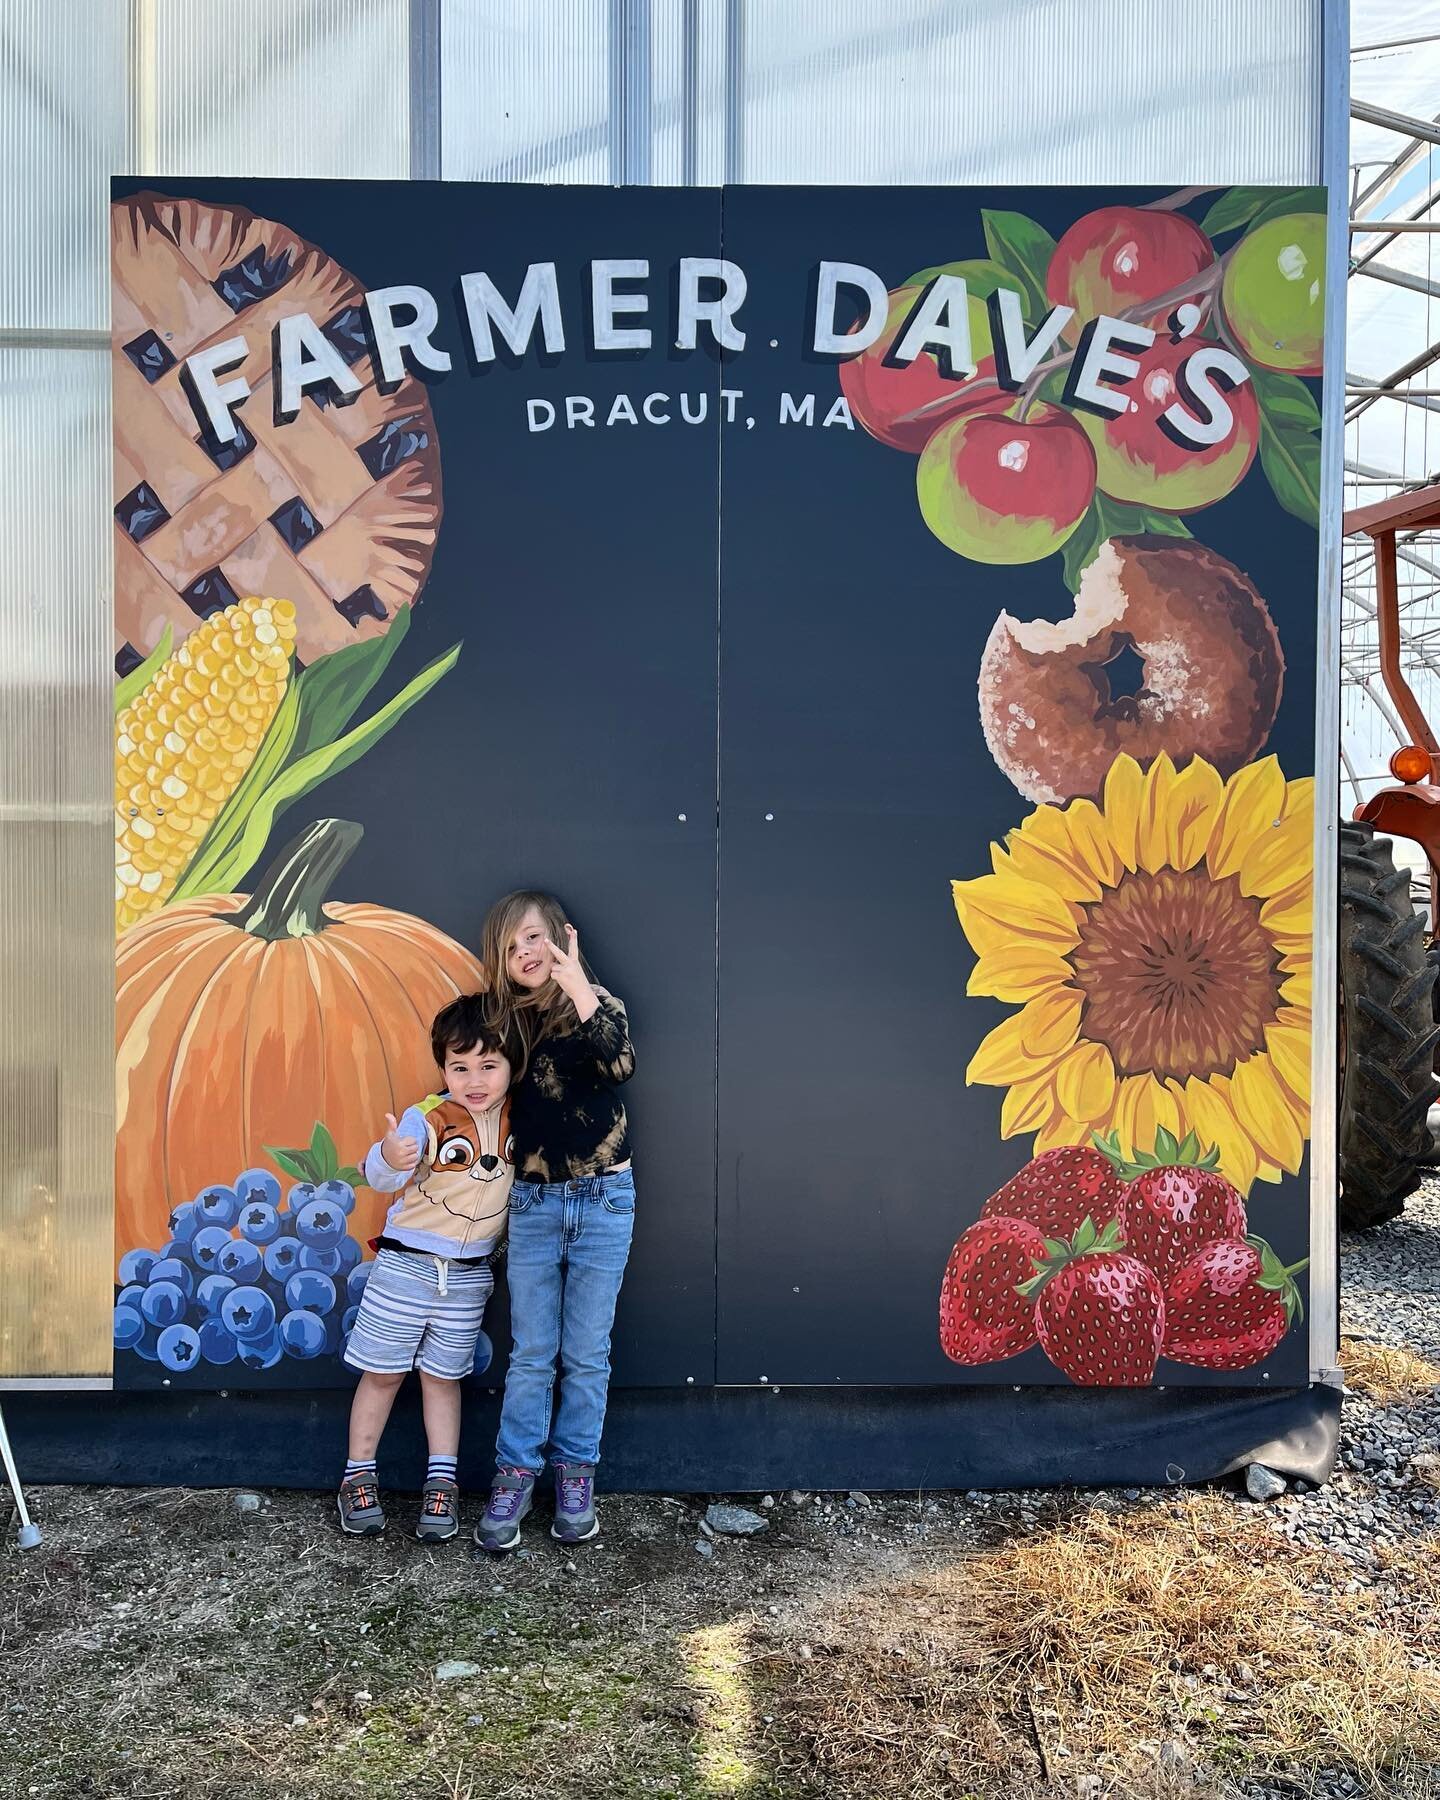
[[0, 1404, 42, 1549], [408, 0, 442, 182], [1374, 529, 1438, 754], [724, 0, 744, 183]]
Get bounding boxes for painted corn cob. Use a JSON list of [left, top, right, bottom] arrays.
[[115, 599, 298, 932]]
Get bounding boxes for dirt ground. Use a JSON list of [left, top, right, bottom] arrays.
[[4, 1197, 1440, 1800]]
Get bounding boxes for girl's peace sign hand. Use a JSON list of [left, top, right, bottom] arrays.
[[544, 923, 587, 996]]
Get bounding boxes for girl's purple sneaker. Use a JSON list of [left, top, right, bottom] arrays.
[[474, 1468, 535, 1552], [551, 1462, 599, 1543]]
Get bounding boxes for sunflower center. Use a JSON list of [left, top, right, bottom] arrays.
[[1069, 867, 1282, 1082]]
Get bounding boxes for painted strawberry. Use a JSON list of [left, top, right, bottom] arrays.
[[938, 1216, 1049, 1364], [981, 1145, 1124, 1241], [1019, 1216, 1165, 1386], [1099, 1128, 1248, 1287], [1162, 1236, 1307, 1371]]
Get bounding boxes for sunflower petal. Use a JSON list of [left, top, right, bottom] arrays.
[[1102, 755, 1145, 873], [1238, 804, 1313, 900], [1109, 1074, 1179, 1164], [1020, 986, 1084, 1057], [1137, 753, 1180, 874], [1168, 756, 1225, 870], [1265, 1020, 1312, 1104], [1281, 775, 1316, 822], [1006, 801, 1116, 902], [1054, 1040, 1118, 1122], [1033, 1111, 1093, 1153], [967, 1011, 1062, 1087], [1182, 1073, 1258, 1193], [1230, 1052, 1306, 1174], [952, 873, 1081, 957], [1001, 1072, 1057, 1139], [1259, 879, 1313, 942], [1280, 969, 1312, 1014], [1206, 757, 1285, 880], [968, 945, 1077, 1003]]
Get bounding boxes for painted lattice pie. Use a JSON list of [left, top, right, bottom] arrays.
[[111, 192, 443, 672]]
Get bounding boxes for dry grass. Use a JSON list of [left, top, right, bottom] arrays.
[[758, 1495, 1440, 1800], [1341, 1335, 1440, 1406]]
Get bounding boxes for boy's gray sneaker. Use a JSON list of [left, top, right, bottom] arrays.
[[551, 1462, 599, 1544], [415, 1475, 460, 1543], [474, 1469, 535, 1552], [337, 1473, 386, 1536]]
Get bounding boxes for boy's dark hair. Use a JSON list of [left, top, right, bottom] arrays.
[[431, 993, 514, 1070]]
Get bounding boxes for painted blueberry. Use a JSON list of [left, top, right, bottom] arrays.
[[195, 1183, 240, 1227], [157, 1323, 202, 1371], [197, 1317, 239, 1365], [220, 1285, 276, 1342], [341, 1304, 360, 1336], [140, 1281, 187, 1328], [315, 1179, 356, 1217], [113, 1303, 145, 1350], [115, 1282, 146, 1312], [238, 1200, 282, 1246], [294, 1199, 346, 1251], [285, 1270, 337, 1316], [235, 1169, 281, 1209], [132, 1324, 161, 1362], [217, 1239, 263, 1284], [196, 1273, 236, 1316], [237, 1329, 285, 1371], [148, 1257, 194, 1296], [346, 1264, 373, 1304], [285, 1182, 318, 1216], [279, 1310, 327, 1359], [167, 1201, 201, 1246], [191, 1225, 234, 1270], [472, 1330, 493, 1377], [335, 1235, 363, 1274], [118, 1248, 159, 1286], [297, 1245, 343, 1276], [263, 1238, 302, 1280]]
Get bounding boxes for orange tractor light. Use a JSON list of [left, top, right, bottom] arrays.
[[1390, 744, 1434, 785]]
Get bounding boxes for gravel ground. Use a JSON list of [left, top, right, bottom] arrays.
[[2, 1187, 1436, 1799]]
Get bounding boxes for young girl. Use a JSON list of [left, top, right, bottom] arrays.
[[473, 891, 635, 1551]]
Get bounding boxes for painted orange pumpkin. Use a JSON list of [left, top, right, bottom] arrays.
[[115, 818, 485, 1266]]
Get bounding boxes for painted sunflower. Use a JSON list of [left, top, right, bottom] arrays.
[[953, 752, 1312, 1192]]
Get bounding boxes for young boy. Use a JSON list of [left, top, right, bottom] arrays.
[[337, 994, 515, 1541]]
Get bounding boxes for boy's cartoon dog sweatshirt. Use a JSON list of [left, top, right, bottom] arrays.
[[362, 1096, 514, 1260]]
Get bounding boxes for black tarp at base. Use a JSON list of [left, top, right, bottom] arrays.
[[5, 1383, 1339, 1494]]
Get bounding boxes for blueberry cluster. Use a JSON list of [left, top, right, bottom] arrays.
[[113, 1170, 370, 1373]]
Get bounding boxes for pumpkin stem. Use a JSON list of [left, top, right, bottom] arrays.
[[230, 819, 363, 942]]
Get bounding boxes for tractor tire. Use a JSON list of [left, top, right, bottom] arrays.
[[1338, 822, 1439, 1229]]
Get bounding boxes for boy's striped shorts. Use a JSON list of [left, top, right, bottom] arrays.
[[343, 1247, 493, 1381]]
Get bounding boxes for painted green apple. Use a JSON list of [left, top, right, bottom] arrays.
[[916, 402, 1097, 565], [1076, 334, 1258, 512], [1220, 213, 1325, 375]]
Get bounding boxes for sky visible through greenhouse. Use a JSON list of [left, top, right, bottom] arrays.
[[1344, 1, 1440, 819]]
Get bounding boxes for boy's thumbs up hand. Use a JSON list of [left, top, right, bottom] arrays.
[[381, 1112, 422, 1174]]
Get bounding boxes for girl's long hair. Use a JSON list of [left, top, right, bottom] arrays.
[[478, 889, 589, 1069]]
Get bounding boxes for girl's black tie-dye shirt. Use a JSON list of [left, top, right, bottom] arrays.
[[510, 994, 635, 1181]]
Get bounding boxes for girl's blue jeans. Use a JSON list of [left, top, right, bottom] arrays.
[[494, 1169, 635, 1473]]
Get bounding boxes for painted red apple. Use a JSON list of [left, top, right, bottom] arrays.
[[916, 402, 1097, 565], [841, 274, 1000, 453], [1074, 334, 1258, 513], [1047, 205, 1214, 329]]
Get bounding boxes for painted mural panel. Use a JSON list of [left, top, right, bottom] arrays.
[[111, 179, 1323, 1393]]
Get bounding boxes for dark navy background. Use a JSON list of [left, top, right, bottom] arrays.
[[113, 179, 1317, 1395]]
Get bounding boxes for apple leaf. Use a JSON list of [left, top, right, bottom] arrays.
[[1251, 367, 1322, 528], [1250, 367, 1322, 435], [1200, 185, 1322, 237], [980, 210, 1056, 322], [1258, 414, 1322, 528], [1061, 493, 1193, 592]]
